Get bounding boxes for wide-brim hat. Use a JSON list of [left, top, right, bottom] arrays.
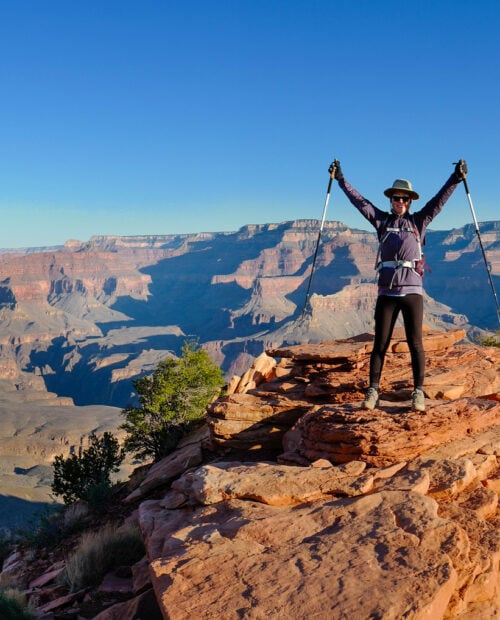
[[383, 178, 419, 200]]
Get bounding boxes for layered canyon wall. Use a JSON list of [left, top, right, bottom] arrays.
[[0, 219, 496, 410]]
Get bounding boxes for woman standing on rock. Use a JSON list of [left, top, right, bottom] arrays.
[[330, 159, 467, 412]]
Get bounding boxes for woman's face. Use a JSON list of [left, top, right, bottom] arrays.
[[391, 194, 412, 216]]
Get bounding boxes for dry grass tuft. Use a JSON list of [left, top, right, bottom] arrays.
[[63, 522, 145, 591]]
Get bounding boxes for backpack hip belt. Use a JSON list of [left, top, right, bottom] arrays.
[[376, 259, 420, 288], [376, 260, 416, 271]]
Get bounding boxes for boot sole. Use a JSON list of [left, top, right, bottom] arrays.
[[362, 400, 379, 410]]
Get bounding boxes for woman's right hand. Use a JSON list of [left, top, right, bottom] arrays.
[[454, 159, 468, 180]]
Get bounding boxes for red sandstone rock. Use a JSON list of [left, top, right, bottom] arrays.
[[98, 573, 134, 594], [3, 331, 499, 619], [38, 589, 86, 613], [28, 564, 65, 589], [228, 352, 277, 394], [171, 460, 371, 506], [132, 333, 500, 618], [131, 556, 153, 595], [136, 421, 500, 619], [124, 441, 203, 503], [296, 398, 500, 467], [207, 331, 499, 458], [92, 588, 163, 620]]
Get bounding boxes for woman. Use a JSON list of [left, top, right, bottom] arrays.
[[331, 159, 467, 412]]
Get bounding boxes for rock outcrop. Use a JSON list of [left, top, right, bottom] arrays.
[[126, 329, 499, 619], [207, 327, 499, 457], [139, 438, 500, 619]]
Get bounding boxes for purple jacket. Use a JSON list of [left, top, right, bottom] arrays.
[[339, 173, 461, 296]]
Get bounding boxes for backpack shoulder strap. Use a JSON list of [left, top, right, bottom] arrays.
[[409, 214, 425, 246], [374, 215, 391, 268], [409, 214, 423, 260], [377, 214, 391, 241]]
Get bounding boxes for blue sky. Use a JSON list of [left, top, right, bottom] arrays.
[[0, 0, 498, 248]]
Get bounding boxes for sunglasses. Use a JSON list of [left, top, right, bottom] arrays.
[[391, 195, 411, 203]]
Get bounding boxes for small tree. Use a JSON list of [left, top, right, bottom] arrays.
[[121, 340, 225, 462], [482, 329, 500, 348], [52, 432, 125, 505]]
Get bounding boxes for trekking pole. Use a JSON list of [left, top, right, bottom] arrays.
[[460, 170, 500, 327], [301, 160, 337, 317]]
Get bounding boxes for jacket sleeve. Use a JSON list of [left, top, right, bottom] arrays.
[[338, 179, 388, 232], [414, 173, 462, 238]]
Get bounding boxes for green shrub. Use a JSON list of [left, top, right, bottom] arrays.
[[0, 590, 34, 619], [121, 339, 224, 462], [84, 480, 114, 514], [482, 333, 500, 347], [62, 523, 145, 591], [17, 503, 89, 551], [16, 505, 63, 550], [51, 432, 125, 505]]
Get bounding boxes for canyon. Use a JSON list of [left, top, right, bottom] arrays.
[[0, 219, 498, 407], [0, 218, 498, 527]]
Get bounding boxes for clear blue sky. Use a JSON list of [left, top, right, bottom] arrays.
[[0, 0, 498, 248]]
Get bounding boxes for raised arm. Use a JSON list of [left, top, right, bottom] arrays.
[[330, 159, 388, 231], [413, 160, 467, 236]]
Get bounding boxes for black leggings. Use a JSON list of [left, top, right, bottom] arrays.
[[370, 294, 425, 389]]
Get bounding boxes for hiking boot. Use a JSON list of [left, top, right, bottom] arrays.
[[362, 387, 379, 410], [411, 389, 426, 412]]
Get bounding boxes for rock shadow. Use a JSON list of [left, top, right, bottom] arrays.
[[0, 495, 60, 531]]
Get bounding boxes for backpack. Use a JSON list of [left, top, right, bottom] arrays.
[[375, 214, 431, 278]]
